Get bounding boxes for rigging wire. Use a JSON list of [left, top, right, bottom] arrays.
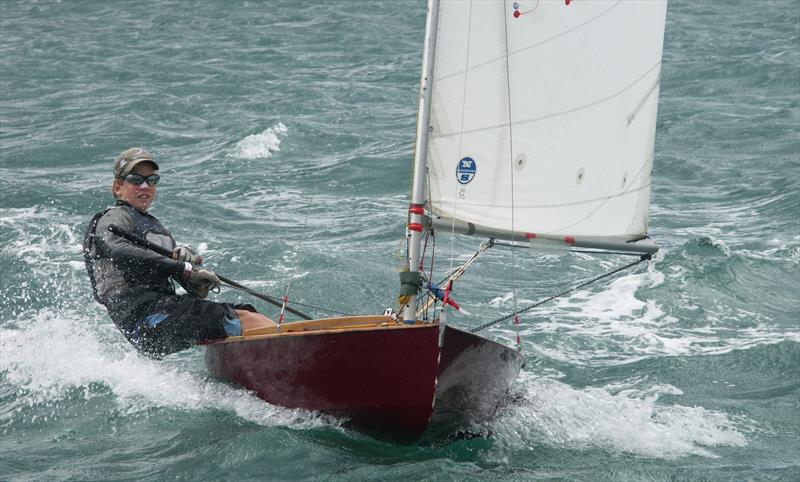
[[278, 194, 315, 324], [417, 237, 494, 318], [418, 226, 434, 321], [470, 253, 652, 334], [425, 226, 437, 320], [502, 1, 522, 351]]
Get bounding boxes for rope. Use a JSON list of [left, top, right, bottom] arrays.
[[282, 298, 353, 317], [470, 253, 652, 334], [418, 227, 434, 321], [236, 287, 354, 317]]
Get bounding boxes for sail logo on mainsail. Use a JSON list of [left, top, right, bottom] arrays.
[[456, 157, 476, 185]]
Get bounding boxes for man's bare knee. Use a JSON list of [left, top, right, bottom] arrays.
[[236, 309, 276, 331]]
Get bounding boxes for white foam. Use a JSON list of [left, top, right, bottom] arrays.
[[231, 123, 288, 160], [489, 291, 515, 307], [490, 372, 748, 459], [196, 242, 209, 255], [0, 309, 336, 431], [0, 207, 84, 271], [0, 206, 40, 226], [68, 261, 85, 270]]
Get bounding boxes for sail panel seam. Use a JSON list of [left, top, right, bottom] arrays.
[[434, 0, 623, 82], [432, 182, 651, 209]]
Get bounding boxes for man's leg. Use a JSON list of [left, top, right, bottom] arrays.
[[236, 309, 276, 334]]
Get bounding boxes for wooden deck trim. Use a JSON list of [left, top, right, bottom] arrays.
[[214, 315, 435, 343]]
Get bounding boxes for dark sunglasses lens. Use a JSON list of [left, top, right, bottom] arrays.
[[123, 174, 159, 185], [124, 174, 145, 184]]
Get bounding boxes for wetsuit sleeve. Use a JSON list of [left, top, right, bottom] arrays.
[[94, 208, 187, 276]]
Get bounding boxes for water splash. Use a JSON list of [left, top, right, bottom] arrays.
[[491, 372, 748, 459], [230, 123, 288, 160], [0, 309, 336, 431]]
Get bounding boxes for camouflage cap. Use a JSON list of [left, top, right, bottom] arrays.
[[114, 148, 159, 178]]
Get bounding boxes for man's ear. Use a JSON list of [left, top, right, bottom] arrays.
[[111, 179, 122, 198]]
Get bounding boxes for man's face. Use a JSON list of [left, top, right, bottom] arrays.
[[113, 162, 158, 212]]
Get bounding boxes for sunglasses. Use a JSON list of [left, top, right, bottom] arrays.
[[119, 173, 160, 186]]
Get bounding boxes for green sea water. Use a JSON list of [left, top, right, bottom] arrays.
[[1, 0, 798, 480]]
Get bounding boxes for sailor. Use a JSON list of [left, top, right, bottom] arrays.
[[83, 148, 275, 357]]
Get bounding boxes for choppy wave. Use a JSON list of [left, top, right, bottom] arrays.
[[465, 237, 800, 367], [229, 123, 288, 160]]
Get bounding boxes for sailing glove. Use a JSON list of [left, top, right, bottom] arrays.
[[172, 246, 202, 265], [191, 283, 212, 300], [187, 267, 221, 286]]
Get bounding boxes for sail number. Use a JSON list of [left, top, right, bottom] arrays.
[[456, 157, 476, 185]]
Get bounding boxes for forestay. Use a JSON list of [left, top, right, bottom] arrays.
[[425, 0, 667, 253]]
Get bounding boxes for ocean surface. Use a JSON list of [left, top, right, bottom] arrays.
[[1, 0, 798, 480]]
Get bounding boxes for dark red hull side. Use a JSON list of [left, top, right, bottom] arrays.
[[205, 324, 441, 442], [205, 322, 524, 443], [429, 325, 525, 437]]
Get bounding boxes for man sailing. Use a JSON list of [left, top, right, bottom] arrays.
[[84, 148, 275, 356]]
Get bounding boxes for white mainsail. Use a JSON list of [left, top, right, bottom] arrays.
[[425, 0, 667, 252]]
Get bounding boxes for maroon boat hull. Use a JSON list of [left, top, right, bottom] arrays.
[[431, 325, 525, 436], [205, 320, 524, 442]]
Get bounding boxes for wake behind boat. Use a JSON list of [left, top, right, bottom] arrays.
[[203, 0, 668, 443]]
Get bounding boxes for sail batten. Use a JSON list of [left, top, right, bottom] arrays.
[[425, 0, 668, 243]]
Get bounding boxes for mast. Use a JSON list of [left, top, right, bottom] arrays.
[[401, 0, 440, 324]]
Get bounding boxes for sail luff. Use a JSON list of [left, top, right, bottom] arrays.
[[401, 0, 440, 324]]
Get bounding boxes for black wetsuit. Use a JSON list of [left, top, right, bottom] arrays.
[[84, 201, 241, 356]]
